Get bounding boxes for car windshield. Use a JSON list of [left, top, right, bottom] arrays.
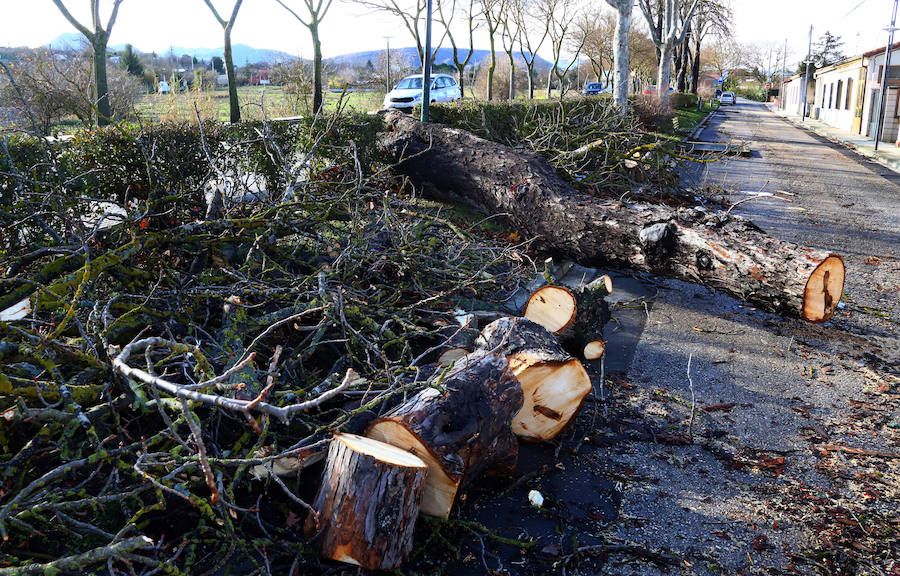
[[395, 77, 423, 90]]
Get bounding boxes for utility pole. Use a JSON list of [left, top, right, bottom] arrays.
[[875, 0, 899, 151], [420, 0, 433, 122], [800, 25, 813, 121], [781, 38, 787, 109], [384, 36, 392, 92]]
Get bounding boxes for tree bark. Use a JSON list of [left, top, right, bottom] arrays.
[[224, 27, 241, 123], [377, 112, 845, 323], [476, 317, 592, 440], [365, 352, 522, 518], [306, 433, 427, 570], [93, 37, 111, 126], [657, 42, 673, 106], [607, 0, 633, 109], [311, 22, 323, 114], [691, 34, 701, 94]]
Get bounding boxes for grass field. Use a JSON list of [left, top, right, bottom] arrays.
[[135, 85, 385, 123]]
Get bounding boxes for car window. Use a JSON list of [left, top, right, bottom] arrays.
[[435, 77, 447, 88], [395, 77, 423, 89], [445, 77, 457, 86]]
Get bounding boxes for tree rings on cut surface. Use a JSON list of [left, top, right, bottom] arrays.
[[307, 433, 427, 570], [524, 285, 577, 334], [477, 317, 592, 441], [802, 255, 845, 323]]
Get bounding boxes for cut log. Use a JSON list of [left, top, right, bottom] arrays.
[[378, 112, 845, 323], [524, 285, 577, 334], [583, 339, 606, 361], [476, 317, 592, 441], [435, 312, 479, 366], [306, 433, 427, 570], [365, 352, 522, 518]]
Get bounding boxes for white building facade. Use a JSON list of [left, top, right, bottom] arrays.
[[810, 43, 900, 145]]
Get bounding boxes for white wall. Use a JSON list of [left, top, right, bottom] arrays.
[[814, 62, 862, 133]]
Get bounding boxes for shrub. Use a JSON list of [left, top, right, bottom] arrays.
[[632, 95, 673, 133], [669, 92, 699, 109]]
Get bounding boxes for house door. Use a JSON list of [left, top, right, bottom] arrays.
[[869, 89, 881, 138], [852, 67, 866, 134]]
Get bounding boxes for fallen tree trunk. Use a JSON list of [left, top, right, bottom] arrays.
[[476, 317, 592, 441], [365, 352, 522, 518], [306, 433, 427, 570], [378, 112, 844, 323]]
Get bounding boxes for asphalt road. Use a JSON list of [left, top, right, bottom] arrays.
[[448, 99, 899, 576]]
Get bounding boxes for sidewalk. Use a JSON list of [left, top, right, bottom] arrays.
[[766, 103, 900, 175]]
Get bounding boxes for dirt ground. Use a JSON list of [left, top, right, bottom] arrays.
[[415, 100, 898, 576]]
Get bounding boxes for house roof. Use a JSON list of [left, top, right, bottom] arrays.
[[863, 41, 900, 58], [814, 56, 864, 78]]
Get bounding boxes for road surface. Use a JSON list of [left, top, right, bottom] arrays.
[[448, 99, 899, 576]]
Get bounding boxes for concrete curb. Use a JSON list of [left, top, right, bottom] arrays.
[[765, 103, 900, 176], [687, 103, 719, 140]]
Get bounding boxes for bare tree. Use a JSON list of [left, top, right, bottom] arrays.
[[513, 0, 548, 99], [203, 0, 244, 123], [639, 0, 701, 105], [274, 0, 333, 114], [603, 0, 635, 108], [500, 4, 521, 100], [50, 0, 124, 126], [577, 10, 616, 86], [478, 0, 506, 100], [687, 0, 731, 93], [437, 0, 479, 97], [541, 0, 583, 98], [356, 0, 446, 69]]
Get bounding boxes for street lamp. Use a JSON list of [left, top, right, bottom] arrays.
[[421, 0, 433, 122]]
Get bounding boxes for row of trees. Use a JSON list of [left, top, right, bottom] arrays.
[[43, 0, 735, 127]]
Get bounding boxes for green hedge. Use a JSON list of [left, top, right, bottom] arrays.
[[669, 92, 699, 109], [0, 114, 383, 214], [421, 98, 622, 146]]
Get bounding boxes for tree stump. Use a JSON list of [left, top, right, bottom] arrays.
[[477, 317, 592, 441], [365, 352, 523, 518], [306, 433, 428, 570]]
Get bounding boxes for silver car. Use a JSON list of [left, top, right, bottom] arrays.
[[383, 74, 462, 111], [719, 91, 736, 105]]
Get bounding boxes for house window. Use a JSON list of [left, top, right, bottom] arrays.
[[846, 78, 853, 110], [836, 80, 843, 109], [828, 84, 834, 108]]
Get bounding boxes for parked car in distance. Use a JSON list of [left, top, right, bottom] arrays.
[[719, 91, 736, 105], [583, 82, 608, 96], [383, 74, 461, 111], [642, 85, 657, 95], [157, 81, 171, 95]]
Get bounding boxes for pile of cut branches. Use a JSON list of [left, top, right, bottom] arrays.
[[0, 107, 532, 574]]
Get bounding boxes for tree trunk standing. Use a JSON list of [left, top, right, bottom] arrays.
[[657, 43, 673, 106], [223, 28, 241, 122], [93, 37, 111, 126], [306, 434, 427, 570], [676, 34, 689, 92], [546, 66, 552, 98], [487, 34, 497, 100], [690, 34, 701, 94], [606, 0, 633, 109], [508, 55, 516, 100], [311, 22, 324, 113], [378, 112, 846, 323]]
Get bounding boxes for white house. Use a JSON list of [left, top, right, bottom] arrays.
[[809, 42, 900, 145], [781, 73, 815, 116], [813, 57, 864, 134]]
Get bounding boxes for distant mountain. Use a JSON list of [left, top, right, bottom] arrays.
[[327, 46, 552, 70], [46, 33, 297, 64]]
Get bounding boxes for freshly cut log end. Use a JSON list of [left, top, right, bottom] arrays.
[[583, 340, 606, 361], [308, 433, 427, 570], [596, 274, 613, 296], [802, 255, 845, 323], [512, 355, 592, 440], [524, 285, 577, 334], [435, 313, 479, 366], [365, 352, 523, 518], [437, 347, 469, 366], [477, 317, 592, 441]]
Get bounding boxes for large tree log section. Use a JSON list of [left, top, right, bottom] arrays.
[[365, 352, 523, 518], [378, 112, 845, 323], [306, 434, 427, 570], [476, 317, 592, 441]]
